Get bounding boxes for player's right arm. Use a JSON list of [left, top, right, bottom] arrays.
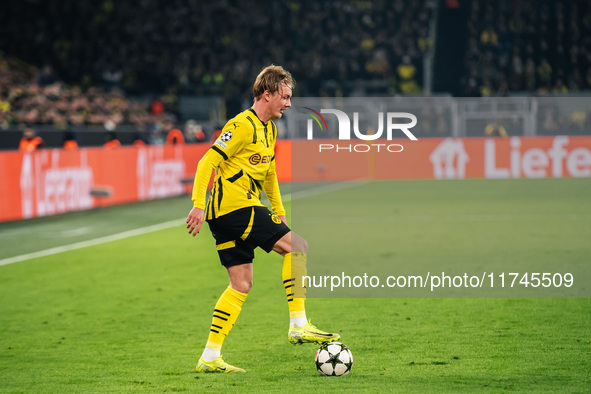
[[186, 206, 205, 236], [186, 149, 220, 236], [186, 121, 247, 235]]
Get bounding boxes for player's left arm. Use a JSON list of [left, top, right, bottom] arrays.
[[263, 155, 286, 223]]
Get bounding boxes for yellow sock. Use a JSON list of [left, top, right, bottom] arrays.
[[282, 252, 306, 319], [205, 286, 248, 351]]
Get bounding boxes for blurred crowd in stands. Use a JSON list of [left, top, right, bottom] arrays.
[[0, 0, 589, 148], [462, 0, 591, 96], [0, 52, 211, 149], [0, 0, 433, 115], [0, 54, 171, 129]]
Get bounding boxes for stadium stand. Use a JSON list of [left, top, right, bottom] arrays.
[[0, 54, 169, 128], [0, 1, 433, 101], [460, 0, 591, 96], [0, 0, 589, 148]]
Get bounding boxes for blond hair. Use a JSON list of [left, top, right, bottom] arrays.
[[252, 65, 295, 100]]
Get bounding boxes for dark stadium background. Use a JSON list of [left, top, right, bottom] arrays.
[[1, 0, 590, 149]]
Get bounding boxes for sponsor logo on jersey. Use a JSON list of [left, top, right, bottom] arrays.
[[249, 153, 272, 165]]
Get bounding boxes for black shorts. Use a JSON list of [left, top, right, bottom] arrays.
[[207, 206, 291, 267]]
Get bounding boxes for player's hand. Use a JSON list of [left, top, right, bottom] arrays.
[[186, 207, 205, 237], [278, 215, 287, 225]]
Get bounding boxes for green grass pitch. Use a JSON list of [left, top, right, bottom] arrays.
[[0, 179, 590, 392]]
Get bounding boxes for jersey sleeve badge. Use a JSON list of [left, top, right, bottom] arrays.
[[214, 139, 227, 149], [220, 130, 233, 142], [214, 130, 233, 149]]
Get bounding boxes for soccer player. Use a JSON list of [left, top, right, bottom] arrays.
[[186, 65, 340, 373]]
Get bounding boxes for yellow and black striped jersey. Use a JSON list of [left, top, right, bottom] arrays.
[[192, 108, 286, 220]]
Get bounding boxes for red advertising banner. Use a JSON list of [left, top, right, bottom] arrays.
[[0, 145, 208, 222], [1, 136, 590, 222], [291, 136, 591, 182]]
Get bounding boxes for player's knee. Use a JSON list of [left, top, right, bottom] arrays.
[[302, 238, 308, 254], [293, 234, 308, 254], [272, 232, 308, 256], [231, 279, 252, 294], [242, 280, 253, 293]]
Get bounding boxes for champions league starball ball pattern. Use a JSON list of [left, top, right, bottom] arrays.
[[314, 342, 353, 376], [220, 131, 233, 142]]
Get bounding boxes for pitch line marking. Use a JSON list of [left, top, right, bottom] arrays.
[[0, 181, 367, 266], [272, 179, 368, 203], [0, 219, 181, 267]]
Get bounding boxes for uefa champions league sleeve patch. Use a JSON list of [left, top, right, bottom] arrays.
[[214, 139, 227, 149], [214, 130, 233, 149], [220, 130, 233, 142]]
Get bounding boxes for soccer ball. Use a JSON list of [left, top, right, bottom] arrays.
[[315, 342, 353, 376]]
